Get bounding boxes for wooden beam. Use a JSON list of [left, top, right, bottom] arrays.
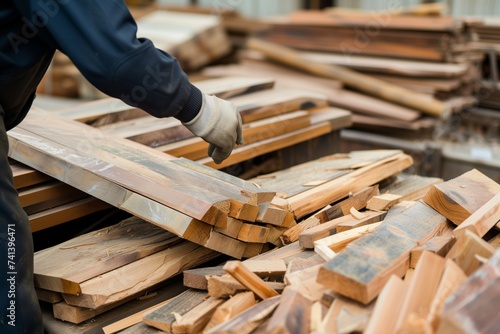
[[313, 221, 383, 253], [317, 201, 448, 304], [453, 192, 500, 238], [423, 169, 500, 226], [207, 275, 284, 299], [366, 193, 402, 211], [410, 235, 456, 269]]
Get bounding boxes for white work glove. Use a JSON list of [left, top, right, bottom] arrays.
[[183, 93, 243, 164]]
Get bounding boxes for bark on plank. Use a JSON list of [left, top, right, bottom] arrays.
[[317, 201, 448, 304], [423, 169, 500, 226], [34, 217, 180, 295], [62, 242, 217, 309]]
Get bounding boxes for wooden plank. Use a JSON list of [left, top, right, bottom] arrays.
[[204, 295, 280, 334], [364, 275, 408, 334], [192, 76, 274, 99], [34, 217, 180, 294], [379, 174, 443, 202], [317, 201, 448, 304], [366, 194, 402, 211], [287, 151, 413, 219], [207, 275, 284, 299], [264, 287, 312, 334], [447, 230, 495, 276], [336, 211, 386, 233], [427, 259, 467, 332], [436, 249, 500, 334], [143, 289, 207, 333], [410, 235, 456, 269], [423, 169, 500, 226], [313, 221, 383, 253], [453, 192, 500, 238], [11, 161, 51, 189], [223, 261, 279, 300], [18, 181, 81, 207], [35, 288, 63, 304], [62, 242, 217, 309]]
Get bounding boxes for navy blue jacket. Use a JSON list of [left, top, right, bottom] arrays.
[[0, 0, 202, 130]]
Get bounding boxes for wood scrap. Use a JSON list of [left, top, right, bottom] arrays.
[[171, 297, 225, 334], [453, 192, 500, 238], [264, 287, 311, 334], [410, 235, 456, 269], [317, 201, 448, 304], [223, 261, 279, 300], [202, 292, 256, 333], [207, 275, 284, 299], [446, 230, 495, 276]]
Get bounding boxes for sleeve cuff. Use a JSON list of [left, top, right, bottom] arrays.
[[175, 84, 203, 123]]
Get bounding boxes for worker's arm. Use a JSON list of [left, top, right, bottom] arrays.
[[13, 0, 242, 162]]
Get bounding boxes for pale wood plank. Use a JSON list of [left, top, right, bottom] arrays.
[[223, 261, 279, 300]]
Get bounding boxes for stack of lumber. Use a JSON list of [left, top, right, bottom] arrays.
[[223, 9, 485, 132], [10, 159, 111, 233], [114, 167, 500, 334]]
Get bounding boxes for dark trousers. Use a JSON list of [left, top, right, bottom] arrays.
[[0, 107, 43, 333]]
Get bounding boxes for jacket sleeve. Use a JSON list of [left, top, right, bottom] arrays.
[[17, 0, 201, 122]]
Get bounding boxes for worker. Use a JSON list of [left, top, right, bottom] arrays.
[[0, 1, 243, 332]]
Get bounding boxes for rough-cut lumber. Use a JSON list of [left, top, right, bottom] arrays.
[[247, 38, 448, 117], [436, 249, 500, 334], [287, 151, 413, 219], [102, 299, 172, 334], [202, 292, 256, 333], [265, 287, 311, 334], [237, 224, 269, 243], [280, 215, 321, 245], [379, 174, 443, 202], [423, 169, 500, 225], [205, 295, 280, 334], [62, 242, 217, 309], [315, 186, 379, 222], [18, 181, 80, 207], [446, 230, 495, 276], [453, 192, 500, 238], [143, 289, 207, 333], [394, 251, 446, 332], [318, 294, 374, 334], [366, 194, 402, 211], [35, 288, 63, 304], [171, 297, 225, 334], [317, 201, 448, 304], [11, 161, 51, 189], [364, 275, 408, 334], [193, 76, 275, 99], [207, 275, 284, 299], [410, 235, 456, 269], [223, 261, 279, 300], [34, 217, 180, 295]]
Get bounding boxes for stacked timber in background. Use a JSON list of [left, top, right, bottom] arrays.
[[225, 9, 485, 133], [116, 167, 500, 334]]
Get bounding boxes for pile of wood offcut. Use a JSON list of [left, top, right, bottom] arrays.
[[104, 166, 499, 334]]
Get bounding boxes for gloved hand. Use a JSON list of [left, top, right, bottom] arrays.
[[183, 93, 243, 164]]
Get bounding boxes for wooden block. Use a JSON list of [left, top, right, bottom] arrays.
[[229, 202, 259, 222], [202, 291, 256, 333], [143, 289, 207, 332], [423, 169, 500, 225], [394, 251, 446, 332], [436, 249, 500, 334], [453, 192, 500, 238], [380, 174, 443, 202], [256, 202, 291, 226], [265, 287, 312, 334], [214, 217, 243, 239], [183, 266, 226, 290], [223, 261, 279, 300], [34, 217, 181, 295], [317, 201, 448, 304], [242, 242, 267, 259], [410, 235, 456, 269], [203, 231, 247, 260], [11, 162, 51, 189], [366, 193, 402, 211], [318, 294, 375, 334], [314, 221, 383, 253], [237, 224, 270, 243], [171, 297, 225, 334], [204, 295, 280, 334], [364, 275, 408, 334], [447, 230, 495, 276], [207, 275, 285, 299], [280, 214, 321, 245]]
